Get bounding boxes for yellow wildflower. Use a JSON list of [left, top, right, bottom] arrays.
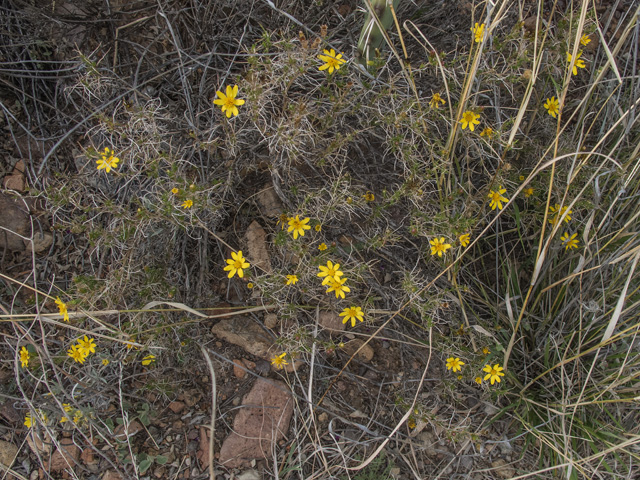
[[102, 359, 110, 366], [317, 49, 346, 74], [287, 215, 311, 239], [55, 297, 69, 322], [277, 213, 289, 230], [548, 204, 572, 226], [318, 243, 328, 251], [363, 192, 375, 202], [224, 251, 250, 279], [96, 147, 120, 173], [471, 23, 485, 43], [544, 96, 560, 118], [339, 306, 364, 327], [580, 34, 591, 46], [247, 282, 254, 289], [483, 363, 505, 385], [317, 260, 344, 285], [20, 346, 30, 368], [67, 344, 86, 364], [77, 336, 96, 357], [271, 352, 288, 370], [475, 376, 482, 385], [488, 187, 508, 210], [561, 232, 579, 250], [460, 111, 480, 131], [142, 354, 156, 366], [480, 127, 493, 137], [429, 93, 445, 109], [567, 51, 586, 75], [285, 274, 298, 285], [181, 199, 193, 209], [326, 277, 350, 299], [171, 188, 179, 194], [430, 237, 451, 257], [24, 413, 33, 428], [459, 233, 470, 248], [524, 187, 534, 198], [213, 85, 245, 118], [315, 224, 322, 232], [446, 357, 465, 373]]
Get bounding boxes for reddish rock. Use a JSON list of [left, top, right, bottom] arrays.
[[168, 401, 186, 414], [245, 221, 272, 273], [197, 426, 210, 468], [114, 420, 143, 440], [218, 379, 293, 468], [318, 311, 345, 332], [49, 438, 80, 471], [342, 339, 374, 362], [101, 471, 123, 480], [211, 316, 274, 359], [80, 447, 96, 465], [233, 359, 246, 379]]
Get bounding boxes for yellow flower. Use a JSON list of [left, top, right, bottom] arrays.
[[471, 22, 485, 43], [277, 213, 290, 230], [96, 147, 120, 173], [317, 260, 344, 285], [171, 188, 179, 194], [315, 224, 322, 232], [271, 352, 288, 370], [429, 93, 445, 109], [142, 354, 156, 366], [318, 243, 328, 251], [408, 418, 416, 429], [317, 49, 346, 74], [561, 232, 579, 250], [488, 187, 508, 210], [475, 376, 482, 385], [524, 187, 534, 198], [567, 51, 586, 75], [285, 274, 298, 285], [224, 250, 250, 279], [346, 196, 353, 204], [548, 204, 572, 226], [339, 306, 364, 327], [482, 347, 491, 354], [102, 359, 110, 366], [326, 277, 350, 299], [483, 363, 505, 385], [55, 297, 69, 322], [24, 413, 33, 428], [446, 357, 465, 372], [430, 237, 452, 257], [459, 233, 470, 248], [181, 199, 193, 209], [480, 127, 493, 137], [67, 344, 86, 364], [580, 34, 591, 46], [544, 96, 560, 118], [460, 111, 480, 131], [247, 283, 254, 289], [213, 85, 245, 118], [126, 336, 139, 350], [287, 215, 311, 239], [77, 336, 96, 357], [363, 192, 375, 202], [18, 346, 31, 369], [519, 175, 525, 181]]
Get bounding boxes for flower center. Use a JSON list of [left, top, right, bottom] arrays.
[[225, 97, 236, 108], [233, 259, 243, 269]]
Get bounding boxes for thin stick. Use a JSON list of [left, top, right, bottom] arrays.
[[201, 346, 217, 479]]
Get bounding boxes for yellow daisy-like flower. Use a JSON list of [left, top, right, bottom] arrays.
[[488, 187, 508, 210], [483, 363, 505, 385], [580, 34, 591, 46], [480, 127, 493, 137], [142, 354, 156, 366], [77, 336, 96, 357], [471, 23, 485, 43], [102, 359, 110, 366], [67, 344, 86, 364], [20, 346, 30, 368], [339, 306, 364, 327], [315, 224, 322, 232], [271, 352, 288, 370], [317, 260, 344, 285], [213, 85, 245, 118], [224, 251, 250, 279], [544, 96, 560, 118], [24, 413, 33, 428], [567, 51, 586, 75], [317, 49, 346, 74], [55, 297, 69, 322], [171, 188, 179, 194], [445, 357, 465, 373], [247, 283, 254, 289], [285, 274, 298, 285], [524, 187, 534, 198], [318, 243, 328, 251], [430, 237, 452, 257], [459, 233, 470, 248], [181, 199, 193, 209], [474, 376, 482, 385], [326, 277, 350, 299], [561, 232, 579, 250], [363, 192, 375, 202], [482, 346, 491, 354], [96, 147, 120, 173], [548, 204, 572, 226], [429, 93, 445, 109], [287, 215, 311, 239], [460, 111, 480, 131]]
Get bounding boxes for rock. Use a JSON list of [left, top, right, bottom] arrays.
[[2, 159, 26, 192], [237, 469, 261, 480], [211, 316, 274, 359], [218, 379, 293, 468], [168, 401, 186, 414], [264, 314, 278, 329], [318, 311, 345, 332], [27, 430, 53, 456], [341, 339, 374, 362], [80, 447, 96, 465], [245, 221, 272, 273], [197, 427, 210, 468], [0, 194, 51, 253], [114, 420, 143, 440], [101, 471, 123, 480], [256, 186, 283, 218], [49, 438, 80, 471], [0, 439, 19, 467], [491, 458, 516, 479], [233, 359, 247, 379], [523, 16, 538, 34]]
